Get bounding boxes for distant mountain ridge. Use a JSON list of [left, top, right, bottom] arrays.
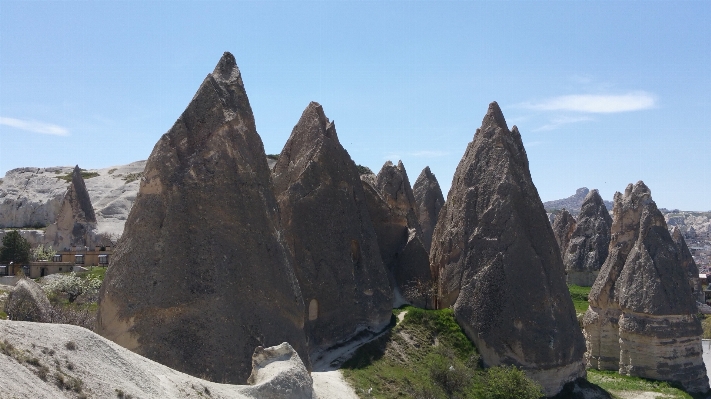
[[544, 187, 613, 215]]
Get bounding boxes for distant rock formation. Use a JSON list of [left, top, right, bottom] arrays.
[[272, 102, 392, 355], [360, 161, 432, 308], [429, 102, 585, 396], [563, 190, 612, 287], [44, 165, 98, 250], [552, 209, 576, 257], [4, 278, 51, 322], [583, 181, 709, 393], [672, 226, 704, 302], [544, 187, 613, 216], [97, 52, 308, 384], [412, 166, 445, 252]]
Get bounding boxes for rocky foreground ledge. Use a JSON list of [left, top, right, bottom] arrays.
[[0, 320, 313, 399]]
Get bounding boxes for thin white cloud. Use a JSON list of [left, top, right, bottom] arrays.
[[0, 117, 69, 136], [410, 150, 448, 158], [533, 116, 594, 132], [522, 92, 656, 113]]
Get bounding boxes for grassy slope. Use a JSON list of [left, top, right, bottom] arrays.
[[568, 284, 591, 314]]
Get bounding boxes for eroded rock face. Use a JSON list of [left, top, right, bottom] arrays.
[[429, 102, 585, 396], [44, 166, 98, 250], [272, 102, 392, 355], [552, 209, 576, 256], [5, 278, 51, 322], [563, 190, 612, 287], [412, 166, 445, 252], [361, 161, 432, 308], [96, 52, 308, 384], [583, 181, 708, 393], [672, 226, 704, 302]]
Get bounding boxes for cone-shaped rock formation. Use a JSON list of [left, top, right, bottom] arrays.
[[552, 209, 576, 256], [672, 226, 704, 303], [563, 190, 612, 287], [429, 102, 586, 396], [272, 102, 392, 355], [583, 181, 708, 393], [413, 166, 445, 252], [96, 52, 308, 384], [45, 165, 97, 250], [361, 161, 432, 308]]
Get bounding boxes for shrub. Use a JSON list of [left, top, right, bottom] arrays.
[[31, 244, 56, 261], [473, 366, 543, 399], [42, 272, 102, 303]]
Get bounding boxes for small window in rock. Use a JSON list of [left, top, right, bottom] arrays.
[[308, 299, 319, 321], [350, 239, 361, 264]]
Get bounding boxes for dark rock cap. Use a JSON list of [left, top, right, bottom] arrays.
[[272, 101, 392, 354], [413, 166, 445, 252], [429, 102, 585, 396], [97, 52, 308, 384]]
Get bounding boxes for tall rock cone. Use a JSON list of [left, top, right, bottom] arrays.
[[429, 102, 585, 396], [361, 161, 432, 308], [96, 52, 308, 384], [45, 165, 97, 249], [552, 209, 576, 256], [413, 166, 445, 252], [584, 181, 709, 393], [672, 226, 704, 302], [272, 102, 392, 357], [563, 190, 612, 286]]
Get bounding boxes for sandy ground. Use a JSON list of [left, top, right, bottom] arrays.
[[609, 391, 672, 399], [312, 370, 360, 399]]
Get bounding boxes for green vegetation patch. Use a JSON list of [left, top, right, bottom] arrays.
[[55, 170, 100, 181], [341, 306, 543, 399], [122, 172, 143, 183], [568, 284, 591, 314], [587, 370, 693, 399]]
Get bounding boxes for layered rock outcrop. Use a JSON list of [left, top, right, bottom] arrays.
[[429, 102, 586, 396], [552, 209, 576, 256], [563, 190, 612, 287], [44, 165, 98, 250], [361, 161, 432, 307], [412, 166, 445, 252], [272, 102, 392, 355], [97, 52, 308, 384], [672, 226, 704, 302], [583, 181, 709, 393]]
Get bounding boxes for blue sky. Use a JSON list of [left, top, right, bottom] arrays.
[[1, 1, 709, 210]]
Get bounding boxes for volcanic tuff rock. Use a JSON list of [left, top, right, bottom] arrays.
[[272, 102, 392, 354], [96, 52, 308, 384], [672, 226, 704, 303], [360, 161, 432, 307], [412, 166, 445, 252], [4, 278, 51, 322], [563, 190, 612, 287], [43, 165, 98, 250], [552, 209, 576, 256], [544, 187, 614, 216], [583, 181, 709, 393], [429, 102, 586, 396]]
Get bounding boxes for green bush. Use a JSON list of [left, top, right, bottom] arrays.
[[472, 366, 543, 399]]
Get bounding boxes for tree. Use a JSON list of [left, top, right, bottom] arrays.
[[0, 230, 31, 264], [31, 244, 56, 261]]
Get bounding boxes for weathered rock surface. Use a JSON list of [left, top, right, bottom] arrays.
[[544, 187, 613, 216], [4, 278, 51, 322], [96, 52, 308, 384], [584, 181, 709, 393], [552, 209, 576, 256], [360, 161, 432, 307], [672, 226, 704, 302], [412, 166, 445, 252], [0, 320, 314, 399], [44, 165, 98, 250], [563, 190, 612, 287], [429, 102, 586, 396], [272, 101, 392, 355]]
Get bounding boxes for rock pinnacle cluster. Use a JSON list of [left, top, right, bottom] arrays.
[[97, 52, 308, 384], [412, 166, 445, 252], [429, 102, 586, 396], [583, 181, 709, 393]]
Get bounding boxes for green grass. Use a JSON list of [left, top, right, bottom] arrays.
[[568, 284, 591, 313], [588, 369, 693, 399], [341, 307, 543, 399], [80, 266, 107, 282]]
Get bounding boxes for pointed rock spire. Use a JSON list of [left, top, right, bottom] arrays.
[[552, 209, 576, 255], [45, 165, 97, 249], [272, 102, 392, 356], [413, 166, 445, 252], [429, 103, 585, 396], [97, 53, 308, 384], [672, 226, 703, 302]]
